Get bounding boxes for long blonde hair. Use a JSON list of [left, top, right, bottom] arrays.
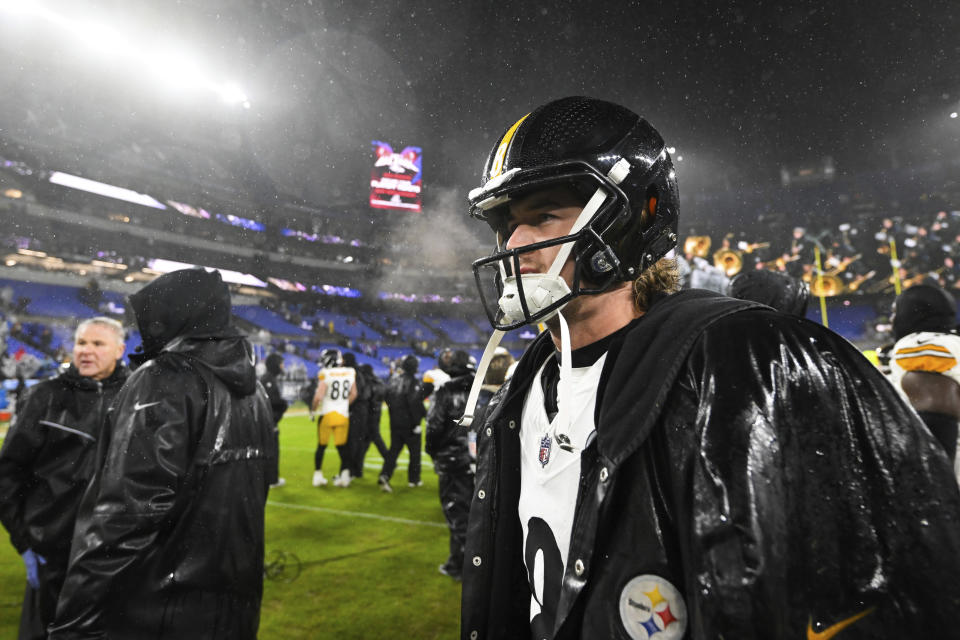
[[632, 257, 682, 313]]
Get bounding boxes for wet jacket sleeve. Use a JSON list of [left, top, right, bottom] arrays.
[[425, 387, 449, 456], [668, 313, 960, 637], [0, 385, 47, 553], [408, 379, 427, 422], [49, 367, 206, 639], [261, 375, 287, 424]]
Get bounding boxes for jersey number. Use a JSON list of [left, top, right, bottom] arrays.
[[330, 380, 351, 400], [525, 517, 563, 638]]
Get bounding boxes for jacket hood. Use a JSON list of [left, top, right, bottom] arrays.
[[163, 335, 258, 396], [729, 269, 810, 317], [128, 268, 240, 365]]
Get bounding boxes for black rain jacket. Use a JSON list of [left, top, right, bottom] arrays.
[[0, 363, 128, 563], [425, 373, 475, 474], [49, 335, 275, 640], [461, 289, 960, 639], [385, 371, 428, 431], [259, 369, 288, 425]]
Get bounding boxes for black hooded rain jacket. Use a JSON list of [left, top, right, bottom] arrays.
[[49, 269, 275, 640], [461, 289, 960, 639]]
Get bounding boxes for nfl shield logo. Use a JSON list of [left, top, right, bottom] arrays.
[[539, 434, 552, 467]]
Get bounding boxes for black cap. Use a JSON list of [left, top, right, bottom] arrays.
[[892, 284, 957, 340]]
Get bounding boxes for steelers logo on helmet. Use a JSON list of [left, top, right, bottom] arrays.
[[618, 574, 687, 640], [467, 96, 679, 331]]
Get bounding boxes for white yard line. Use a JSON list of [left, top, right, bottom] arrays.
[[266, 500, 446, 528]]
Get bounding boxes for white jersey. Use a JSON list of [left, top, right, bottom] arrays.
[[887, 330, 960, 483], [888, 331, 960, 391], [317, 366, 355, 419], [518, 353, 606, 629], [422, 368, 450, 395]]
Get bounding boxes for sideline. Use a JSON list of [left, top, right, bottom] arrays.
[[266, 500, 446, 529]]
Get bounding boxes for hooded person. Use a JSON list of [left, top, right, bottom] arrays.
[[49, 268, 275, 640], [728, 269, 810, 317], [378, 354, 430, 492], [261, 352, 289, 488], [425, 350, 477, 580]]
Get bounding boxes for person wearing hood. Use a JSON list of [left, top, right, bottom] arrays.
[[48, 268, 275, 640], [378, 354, 429, 493], [887, 282, 960, 470], [261, 352, 289, 488], [727, 268, 811, 317], [0, 317, 127, 640], [425, 350, 477, 580]]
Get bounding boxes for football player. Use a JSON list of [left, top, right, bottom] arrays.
[[887, 282, 960, 471], [458, 96, 960, 639], [311, 349, 357, 487]]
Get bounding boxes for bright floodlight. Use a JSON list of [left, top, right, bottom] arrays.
[[74, 20, 129, 56], [951, 112, 958, 119], [150, 49, 208, 90], [217, 82, 251, 108], [49, 171, 167, 209], [0, 2, 250, 107]]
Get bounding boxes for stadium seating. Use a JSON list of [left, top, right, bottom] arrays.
[[312, 311, 382, 342], [233, 305, 314, 337], [0, 279, 95, 318], [417, 315, 482, 345]]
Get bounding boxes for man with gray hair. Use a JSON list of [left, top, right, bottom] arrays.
[[0, 317, 127, 640]]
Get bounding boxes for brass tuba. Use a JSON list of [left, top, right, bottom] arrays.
[[810, 273, 844, 297], [684, 235, 712, 258], [713, 249, 743, 277]]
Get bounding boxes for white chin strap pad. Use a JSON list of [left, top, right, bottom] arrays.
[[498, 274, 571, 325]]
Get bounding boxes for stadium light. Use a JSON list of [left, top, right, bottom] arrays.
[[49, 171, 167, 209], [951, 112, 958, 119], [0, 2, 250, 108], [74, 20, 130, 57], [216, 82, 251, 109], [0, 1, 59, 21], [150, 48, 209, 91]]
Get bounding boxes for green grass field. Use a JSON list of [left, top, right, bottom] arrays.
[[0, 405, 462, 639]]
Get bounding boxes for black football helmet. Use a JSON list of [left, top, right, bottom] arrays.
[[468, 96, 679, 330], [320, 348, 342, 368]]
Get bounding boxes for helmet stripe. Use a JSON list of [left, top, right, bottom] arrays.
[[489, 113, 530, 179]]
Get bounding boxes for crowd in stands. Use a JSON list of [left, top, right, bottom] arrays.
[[2, 188, 960, 388], [681, 207, 960, 299]]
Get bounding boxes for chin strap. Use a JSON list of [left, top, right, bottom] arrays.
[[458, 158, 632, 428], [458, 329, 506, 428]]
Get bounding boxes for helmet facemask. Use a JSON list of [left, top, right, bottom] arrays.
[[470, 159, 658, 330]]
